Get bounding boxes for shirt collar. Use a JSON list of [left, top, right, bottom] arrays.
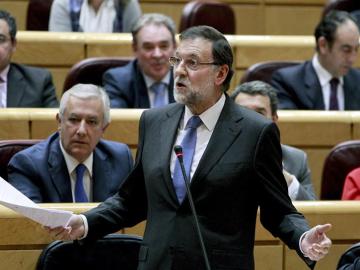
[[183, 94, 226, 131], [0, 65, 10, 82], [59, 137, 93, 176], [312, 54, 343, 86], [143, 70, 171, 88]]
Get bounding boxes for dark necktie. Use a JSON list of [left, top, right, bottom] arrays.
[[172, 116, 202, 203], [0, 76, 5, 108], [329, 78, 339, 110], [75, 164, 88, 202], [151, 82, 167, 108]]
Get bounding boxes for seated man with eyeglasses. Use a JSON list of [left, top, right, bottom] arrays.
[[102, 13, 176, 109], [0, 10, 58, 108]]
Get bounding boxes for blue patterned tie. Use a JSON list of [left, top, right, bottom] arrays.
[[151, 82, 167, 108], [173, 116, 202, 202], [75, 164, 88, 202]]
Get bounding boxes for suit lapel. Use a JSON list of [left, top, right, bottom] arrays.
[[304, 62, 325, 109], [134, 62, 150, 108], [159, 104, 184, 202], [48, 136, 73, 202], [343, 72, 359, 110], [7, 65, 26, 107], [92, 146, 111, 201], [168, 69, 175, 103], [192, 98, 243, 185]]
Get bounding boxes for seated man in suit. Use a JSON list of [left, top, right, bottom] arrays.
[[0, 10, 58, 107], [231, 81, 316, 200], [103, 13, 176, 108], [271, 10, 360, 110], [7, 84, 133, 203]]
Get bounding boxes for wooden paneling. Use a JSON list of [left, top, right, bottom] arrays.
[[1, 0, 329, 35], [0, 109, 29, 140], [0, 1, 28, 31], [277, 111, 352, 146], [265, 6, 323, 35], [13, 32, 85, 66], [3, 109, 360, 199], [0, 201, 357, 270]]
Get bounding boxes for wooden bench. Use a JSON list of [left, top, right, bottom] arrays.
[[0, 109, 358, 198], [1, 201, 359, 270], [3, 0, 326, 35]]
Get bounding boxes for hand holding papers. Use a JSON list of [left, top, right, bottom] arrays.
[[0, 177, 73, 228]]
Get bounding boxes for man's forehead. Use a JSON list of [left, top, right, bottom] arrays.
[[137, 24, 173, 42], [177, 38, 212, 56], [0, 19, 10, 35]]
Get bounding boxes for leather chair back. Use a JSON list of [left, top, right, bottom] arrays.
[[337, 242, 360, 270], [26, 0, 54, 30], [321, 140, 360, 199], [179, 0, 235, 34], [322, 0, 360, 17], [0, 140, 41, 180], [240, 61, 301, 84], [36, 234, 142, 270], [63, 57, 133, 93]]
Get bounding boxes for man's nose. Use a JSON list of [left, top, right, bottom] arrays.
[[153, 46, 163, 57], [76, 120, 87, 135]]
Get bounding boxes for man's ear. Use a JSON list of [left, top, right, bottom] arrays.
[[11, 38, 17, 53], [132, 41, 137, 53], [101, 123, 109, 136], [214, 65, 229, 86], [56, 113, 61, 131], [272, 113, 279, 123], [318, 37, 329, 54]]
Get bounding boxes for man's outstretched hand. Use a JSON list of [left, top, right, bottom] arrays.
[[301, 223, 332, 261]]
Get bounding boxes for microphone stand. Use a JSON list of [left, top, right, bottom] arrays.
[[174, 146, 211, 270]]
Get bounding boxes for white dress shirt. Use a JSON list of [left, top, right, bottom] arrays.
[[170, 94, 225, 181], [59, 140, 94, 202], [79, 0, 116, 33], [143, 71, 171, 108], [0, 65, 10, 108], [312, 54, 344, 110]]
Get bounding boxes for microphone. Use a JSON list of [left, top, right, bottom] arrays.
[[173, 145, 211, 270]]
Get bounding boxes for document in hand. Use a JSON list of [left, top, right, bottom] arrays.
[[0, 177, 73, 228]]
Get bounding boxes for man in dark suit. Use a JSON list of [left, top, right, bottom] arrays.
[[8, 84, 133, 203], [103, 13, 176, 108], [0, 10, 58, 107], [231, 80, 316, 200], [49, 26, 331, 269], [271, 10, 360, 110]]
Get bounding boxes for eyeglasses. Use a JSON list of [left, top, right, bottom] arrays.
[[0, 35, 11, 45], [169, 56, 220, 71]]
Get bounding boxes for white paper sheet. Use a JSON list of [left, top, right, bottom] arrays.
[[0, 177, 73, 228]]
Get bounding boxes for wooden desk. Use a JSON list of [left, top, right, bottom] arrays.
[[11, 32, 360, 99], [0, 201, 358, 270], [0, 109, 356, 198], [2, 0, 326, 35]]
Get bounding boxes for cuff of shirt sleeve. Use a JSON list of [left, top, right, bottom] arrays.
[[288, 175, 300, 200], [78, 214, 89, 240], [299, 230, 307, 255]]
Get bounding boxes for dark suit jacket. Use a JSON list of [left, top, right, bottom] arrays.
[[83, 97, 313, 270], [271, 61, 360, 110], [7, 63, 59, 107], [103, 59, 175, 108], [7, 132, 133, 203], [282, 144, 316, 200]]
